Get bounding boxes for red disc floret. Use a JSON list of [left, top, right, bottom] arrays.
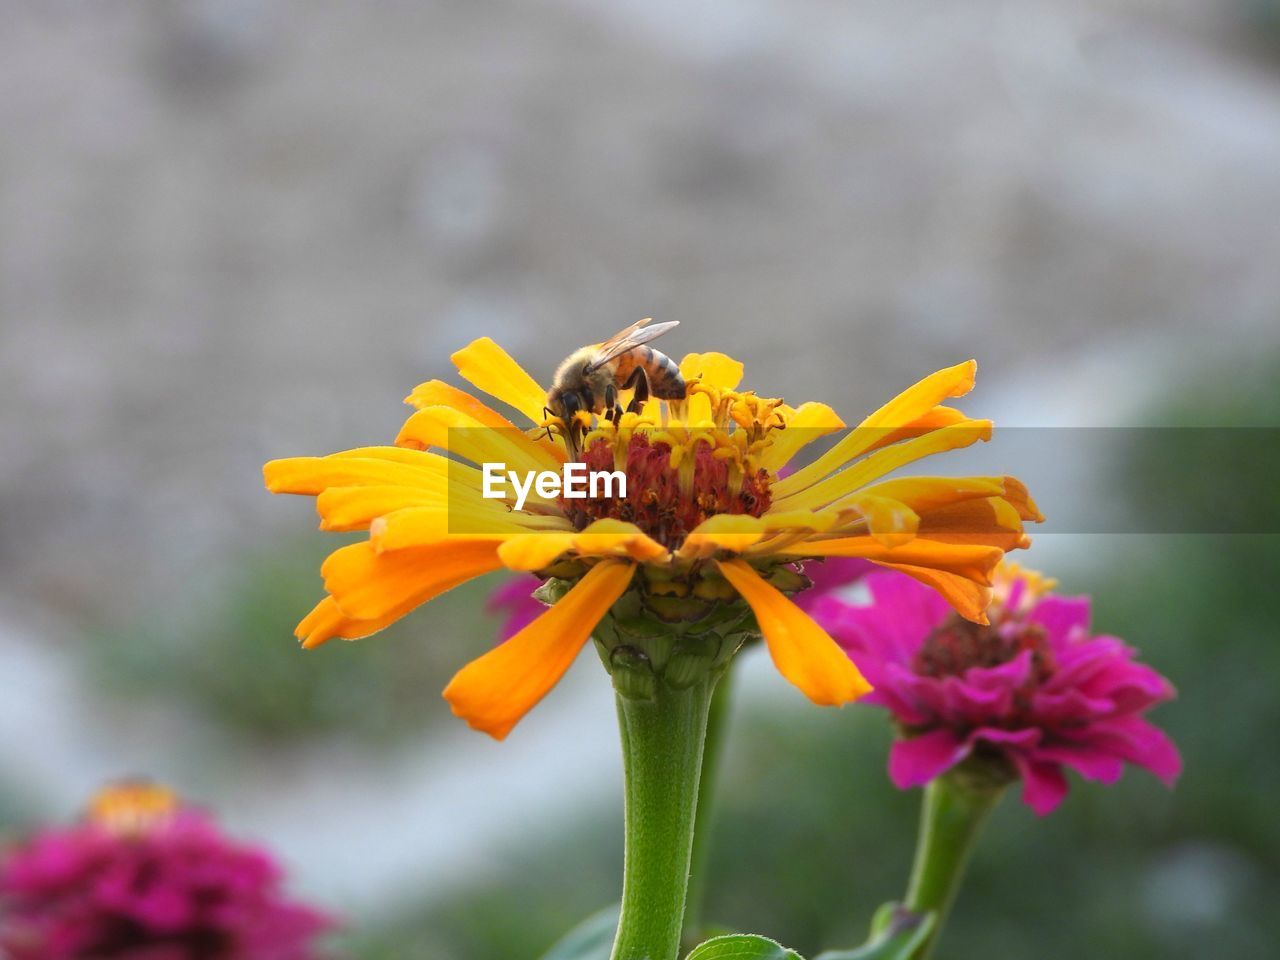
[[563, 434, 771, 550]]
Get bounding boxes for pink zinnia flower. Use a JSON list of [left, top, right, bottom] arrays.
[[814, 565, 1182, 814], [0, 783, 334, 960], [487, 574, 546, 642]]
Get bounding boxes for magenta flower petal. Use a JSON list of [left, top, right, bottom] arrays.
[[889, 729, 968, 788], [1027, 595, 1091, 646], [1009, 753, 1071, 815], [817, 566, 1182, 815]]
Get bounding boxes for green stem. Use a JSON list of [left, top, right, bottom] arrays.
[[610, 674, 717, 960], [903, 774, 1004, 960], [681, 665, 734, 949]]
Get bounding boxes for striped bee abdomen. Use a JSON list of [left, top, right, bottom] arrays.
[[614, 346, 686, 399]]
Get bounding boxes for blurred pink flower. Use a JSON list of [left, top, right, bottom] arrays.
[[486, 574, 545, 641], [815, 566, 1181, 814], [0, 783, 334, 960]]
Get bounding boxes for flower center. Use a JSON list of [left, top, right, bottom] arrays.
[[562, 432, 771, 549], [913, 612, 1055, 684], [88, 781, 178, 835]]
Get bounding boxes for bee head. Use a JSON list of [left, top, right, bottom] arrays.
[[547, 386, 583, 422]]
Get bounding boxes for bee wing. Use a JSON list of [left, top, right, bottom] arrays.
[[587, 319, 680, 371]]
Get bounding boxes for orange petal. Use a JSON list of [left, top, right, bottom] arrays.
[[451, 337, 549, 426], [998, 475, 1044, 523], [322, 539, 506, 620], [716, 559, 871, 706], [295, 596, 409, 649], [915, 496, 1031, 552], [773, 537, 1003, 584], [872, 562, 993, 624], [442, 560, 636, 739]]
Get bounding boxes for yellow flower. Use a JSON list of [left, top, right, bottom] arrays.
[[265, 339, 1042, 739]]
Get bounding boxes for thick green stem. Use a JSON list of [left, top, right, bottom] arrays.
[[681, 665, 734, 949], [903, 774, 1004, 960], [610, 674, 717, 960]]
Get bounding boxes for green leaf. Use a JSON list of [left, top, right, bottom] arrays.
[[685, 934, 806, 960], [539, 904, 619, 960], [813, 904, 936, 960]]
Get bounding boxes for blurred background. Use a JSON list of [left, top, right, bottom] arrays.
[[2, 1, 1279, 957]]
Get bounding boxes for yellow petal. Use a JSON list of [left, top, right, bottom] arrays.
[[405, 380, 566, 463], [838, 494, 920, 547], [716, 559, 871, 706], [498, 520, 668, 571], [498, 533, 578, 571], [859, 405, 971, 457], [317, 485, 441, 532], [322, 539, 505, 620], [679, 352, 745, 390], [443, 560, 636, 739], [451, 337, 549, 426], [264, 448, 448, 495], [860, 360, 977, 431], [405, 380, 518, 427], [572, 519, 669, 563], [855, 476, 1007, 514], [397, 405, 561, 478], [773, 420, 993, 512], [675, 514, 766, 560], [758, 402, 845, 473], [773, 361, 977, 498]]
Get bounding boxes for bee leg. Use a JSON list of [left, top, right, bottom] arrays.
[[603, 383, 620, 425], [623, 368, 650, 414]]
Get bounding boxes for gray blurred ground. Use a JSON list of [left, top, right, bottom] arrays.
[[1, 0, 1279, 937]]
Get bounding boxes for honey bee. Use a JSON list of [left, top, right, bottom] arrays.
[[546, 318, 686, 456]]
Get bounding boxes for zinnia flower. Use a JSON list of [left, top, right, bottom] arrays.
[[0, 782, 333, 960], [815, 564, 1182, 814], [264, 336, 1041, 738]]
